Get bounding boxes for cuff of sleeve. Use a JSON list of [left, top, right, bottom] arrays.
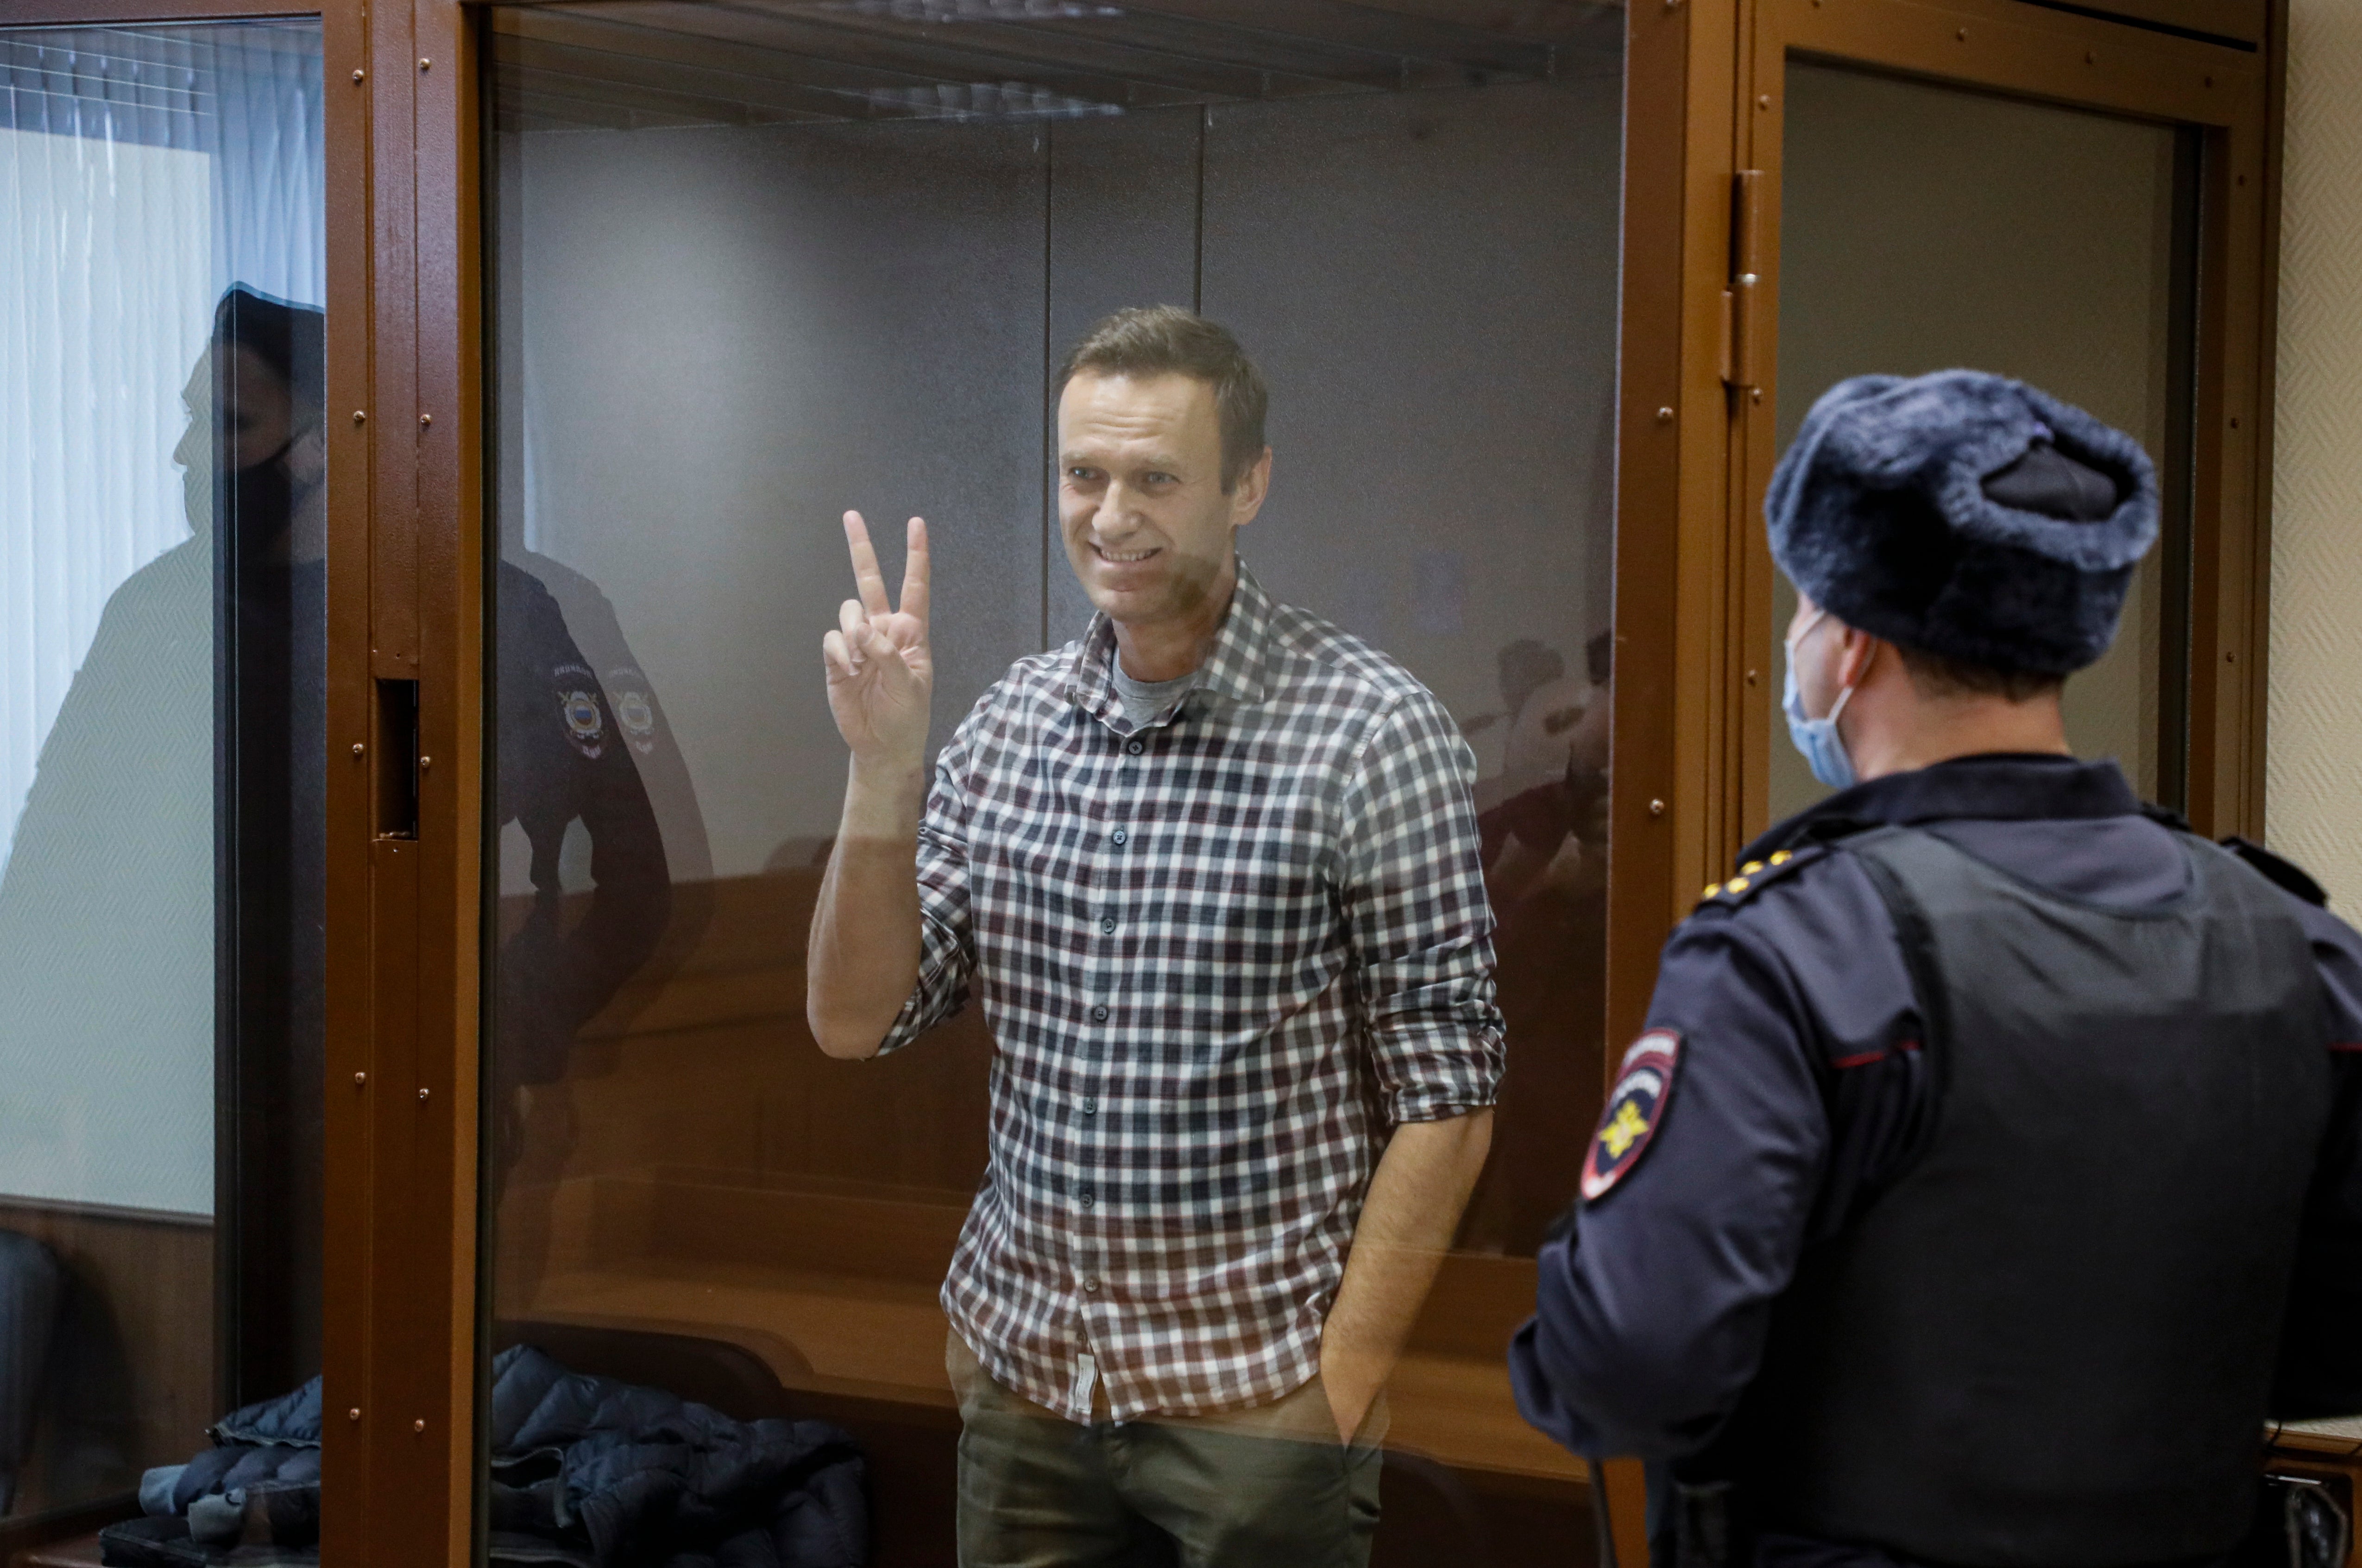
[[874, 909, 970, 1058], [1379, 1024, 1505, 1124], [1386, 1086, 1501, 1125]]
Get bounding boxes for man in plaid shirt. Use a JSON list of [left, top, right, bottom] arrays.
[[808, 307, 1504, 1566]]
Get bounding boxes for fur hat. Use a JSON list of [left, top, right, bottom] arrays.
[[1767, 370, 2159, 675]]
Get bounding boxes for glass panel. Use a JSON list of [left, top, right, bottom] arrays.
[[0, 17, 326, 1544], [482, 5, 1620, 1561], [1767, 59, 2196, 824]]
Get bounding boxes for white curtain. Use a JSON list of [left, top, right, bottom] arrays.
[[0, 21, 323, 876], [0, 21, 321, 1214]]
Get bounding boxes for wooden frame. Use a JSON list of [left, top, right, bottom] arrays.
[[1713, 0, 2282, 861], [332, 0, 484, 1562], [1595, 0, 2286, 1559]]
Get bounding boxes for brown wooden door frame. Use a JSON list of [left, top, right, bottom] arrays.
[[1613, 0, 1747, 1041], [340, 0, 485, 1563], [1590, 0, 1750, 1553], [1721, 0, 2284, 856]]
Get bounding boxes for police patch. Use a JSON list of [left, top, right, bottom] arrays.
[[559, 689, 605, 758], [614, 689, 656, 754], [1581, 1029, 1682, 1202]]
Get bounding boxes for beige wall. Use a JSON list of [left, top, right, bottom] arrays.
[[1769, 62, 2180, 824], [2271, 1, 2362, 912]]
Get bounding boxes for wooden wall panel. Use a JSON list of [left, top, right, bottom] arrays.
[[0, 1203, 211, 1521]]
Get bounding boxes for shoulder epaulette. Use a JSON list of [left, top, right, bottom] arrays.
[[1695, 843, 1827, 911], [2222, 835, 2329, 908]]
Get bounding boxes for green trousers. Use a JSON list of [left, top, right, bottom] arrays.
[[948, 1331, 1385, 1568]]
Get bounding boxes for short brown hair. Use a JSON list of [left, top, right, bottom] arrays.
[[1054, 305, 1269, 492], [1897, 645, 2066, 704]]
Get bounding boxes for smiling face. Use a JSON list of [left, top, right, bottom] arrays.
[[1057, 369, 1268, 633]]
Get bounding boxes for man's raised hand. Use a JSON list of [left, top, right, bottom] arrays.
[[822, 511, 934, 769]]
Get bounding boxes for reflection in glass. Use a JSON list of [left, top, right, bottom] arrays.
[[0, 19, 324, 1537], [1768, 61, 2195, 824], [484, 6, 1620, 1561]]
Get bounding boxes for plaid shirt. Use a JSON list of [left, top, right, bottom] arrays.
[[880, 564, 1504, 1422]]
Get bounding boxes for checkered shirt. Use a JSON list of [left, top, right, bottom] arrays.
[[879, 563, 1505, 1422]]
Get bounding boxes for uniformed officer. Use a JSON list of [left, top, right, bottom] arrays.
[[1510, 370, 2362, 1568], [491, 557, 674, 1182]]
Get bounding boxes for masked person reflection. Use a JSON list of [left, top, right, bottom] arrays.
[[1512, 372, 2362, 1568], [0, 289, 328, 1475], [806, 308, 1504, 1568]]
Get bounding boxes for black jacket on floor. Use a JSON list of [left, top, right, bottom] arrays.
[[103, 1345, 867, 1568]]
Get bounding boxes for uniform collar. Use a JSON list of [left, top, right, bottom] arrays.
[[1741, 753, 2144, 866], [1063, 558, 1276, 730]]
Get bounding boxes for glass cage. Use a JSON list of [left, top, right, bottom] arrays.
[[480, 2, 1622, 1562]]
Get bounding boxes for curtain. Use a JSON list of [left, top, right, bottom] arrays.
[[0, 21, 322, 1213], [0, 21, 323, 876]]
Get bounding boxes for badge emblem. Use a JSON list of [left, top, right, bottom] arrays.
[[560, 689, 605, 758], [1581, 1029, 1682, 1202], [614, 689, 656, 754]]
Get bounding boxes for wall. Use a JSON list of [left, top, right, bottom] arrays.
[[2269, 0, 2362, 913], [491, 76, 1622, 882], [1769, 60, 2183, 825]]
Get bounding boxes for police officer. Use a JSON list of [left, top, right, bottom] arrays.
[[491, 558, 674, 1183], [1509, 370, 2362, 1568]]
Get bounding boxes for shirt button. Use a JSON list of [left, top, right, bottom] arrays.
[[1109, 828, 1127, 846], [1125, 740, 1144, 756], [1083, 1277, 1101, 1293], [1100, 916, 1117, 933], [1079, 1187, 1095, 1209], [1082, 1097, 1097, 1115], [1091, 1005, 1109, 1023]]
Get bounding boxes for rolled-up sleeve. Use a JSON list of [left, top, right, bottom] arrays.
[[874, 720, 979, 1057], [1338, 691, 1505, 1124]]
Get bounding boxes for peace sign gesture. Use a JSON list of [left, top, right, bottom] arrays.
[[822, 511, 934, 768]]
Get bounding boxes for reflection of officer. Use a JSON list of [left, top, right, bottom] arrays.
[[492, 559, 671, 1170], [1511, 372, 2362, 1568]]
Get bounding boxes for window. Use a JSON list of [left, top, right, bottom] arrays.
[[0, 16, 326, 1532]]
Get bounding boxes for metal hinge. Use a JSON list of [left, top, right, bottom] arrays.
[[1721, 170, 1764, 390]]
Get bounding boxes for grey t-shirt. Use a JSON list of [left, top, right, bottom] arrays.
[[1110, 655, 1196, 731]]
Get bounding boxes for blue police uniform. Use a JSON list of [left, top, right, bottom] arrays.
[[1514, 373, 2362, 1568], [1509, 755, 2362, 1562], [491, 560, 674, 1182]]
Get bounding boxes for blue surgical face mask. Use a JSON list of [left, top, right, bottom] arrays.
[[1783, 609, 1860, 791]]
